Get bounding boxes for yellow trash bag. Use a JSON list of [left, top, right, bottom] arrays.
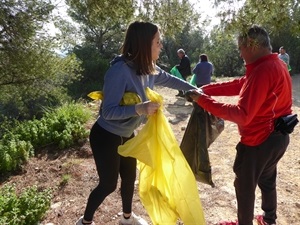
[[118, 88, 205, 225], [88, 91, 142, 105]]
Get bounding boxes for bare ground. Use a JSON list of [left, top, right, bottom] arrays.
[[1, 75, 300, 225]]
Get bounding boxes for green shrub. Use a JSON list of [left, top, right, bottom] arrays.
[[0, 184, 52, 225], [60, 174, 71, 187], [0, 140, 33, 173], [10, 102, 91, 149], [0, 102, 92, 174]]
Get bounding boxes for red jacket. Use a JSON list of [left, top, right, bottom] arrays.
[[198, 53, 292, 146]]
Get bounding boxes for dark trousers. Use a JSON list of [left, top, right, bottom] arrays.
[[177, 76, 187, 96], [233, 131, 289, 225], [83, 122, 136, 221]]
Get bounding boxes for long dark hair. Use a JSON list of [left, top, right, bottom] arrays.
[[121, 21, 158, 75]]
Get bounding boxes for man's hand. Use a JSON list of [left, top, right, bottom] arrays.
[[185, 89, 204, 102]]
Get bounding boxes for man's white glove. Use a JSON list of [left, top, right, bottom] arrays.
[[135, 101, 160, 116]]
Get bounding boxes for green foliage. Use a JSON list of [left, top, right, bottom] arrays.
[[0, 103, 92, 174], [160, 25, 206, 69], [205, 31, 244, 77], [65, 0, 203, 58], [60, 174, 71, 187], [0, 0, 54, 48], [0, 140, 33, 173], [270, 26, 300, 74], [209, 0, 300, 75], [0, 184, 52, 225], [69, 45, 110, 99], [17, 103, 91, 149], [0, 1, 83, 120], [216, 0, 300, 35], [137, 0, 200, 37], [213, 0, 300, 74], [66, 0, 135, 56], [59, 0, 300, 91], [0, 50, 82, 120]]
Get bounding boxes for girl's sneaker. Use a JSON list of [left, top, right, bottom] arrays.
[[75, 216, 95, 225], [119, 213, 148, 225]]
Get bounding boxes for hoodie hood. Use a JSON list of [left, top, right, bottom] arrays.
[[110, 55, 124, 66], [111, 55, 136, 69]]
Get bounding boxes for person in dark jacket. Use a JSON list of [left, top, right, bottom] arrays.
[[176, 48, 192, 97]]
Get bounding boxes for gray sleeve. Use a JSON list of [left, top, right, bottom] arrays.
[[101, 67, 137, 120], [154, 67, 196, 90]]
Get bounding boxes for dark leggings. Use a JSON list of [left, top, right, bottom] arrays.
[[233, 131, 289, 225], [83, 122, 137, 221]]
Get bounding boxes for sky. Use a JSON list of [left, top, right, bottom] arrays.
[[190, 0, 220, 27], [190, 0, 245, 31]]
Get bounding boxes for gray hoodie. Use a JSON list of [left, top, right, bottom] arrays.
[[97, 55, 196, 137]]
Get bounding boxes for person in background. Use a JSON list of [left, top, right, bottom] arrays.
[[176, 48, 192, 97], [75, 21, 196, 225], [278, 46, 289, 65], [192, 54, 213, 87], [278, 46, 291, 72], [189, 25, 292, 225]]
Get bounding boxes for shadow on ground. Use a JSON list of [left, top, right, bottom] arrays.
[[165, 97, 193, 125]]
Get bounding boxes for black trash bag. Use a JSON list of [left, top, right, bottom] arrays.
[[180, 103, 224, 187]]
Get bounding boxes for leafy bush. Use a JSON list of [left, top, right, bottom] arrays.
[[0, 140, 34, 173], [0, 184, 52, 225], [69, 46, 110, 100], [205, 32, 244, 77], [0, 103, 92, 174]]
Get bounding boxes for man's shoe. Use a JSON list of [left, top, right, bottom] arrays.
[[119, 213, 148, 225], [176, 90, 185, 97], [75, 216, 95, 225], [218, 220, 238, 225], [255, 215, 276, 225]]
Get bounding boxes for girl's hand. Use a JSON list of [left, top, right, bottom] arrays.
[[135, 101, 160, 115]]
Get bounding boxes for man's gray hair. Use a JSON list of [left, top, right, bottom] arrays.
[[238, 25, 272, 51], [177, 48, 185, 54]]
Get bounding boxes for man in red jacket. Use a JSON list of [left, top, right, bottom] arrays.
[[190, 26, 293, 225]]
